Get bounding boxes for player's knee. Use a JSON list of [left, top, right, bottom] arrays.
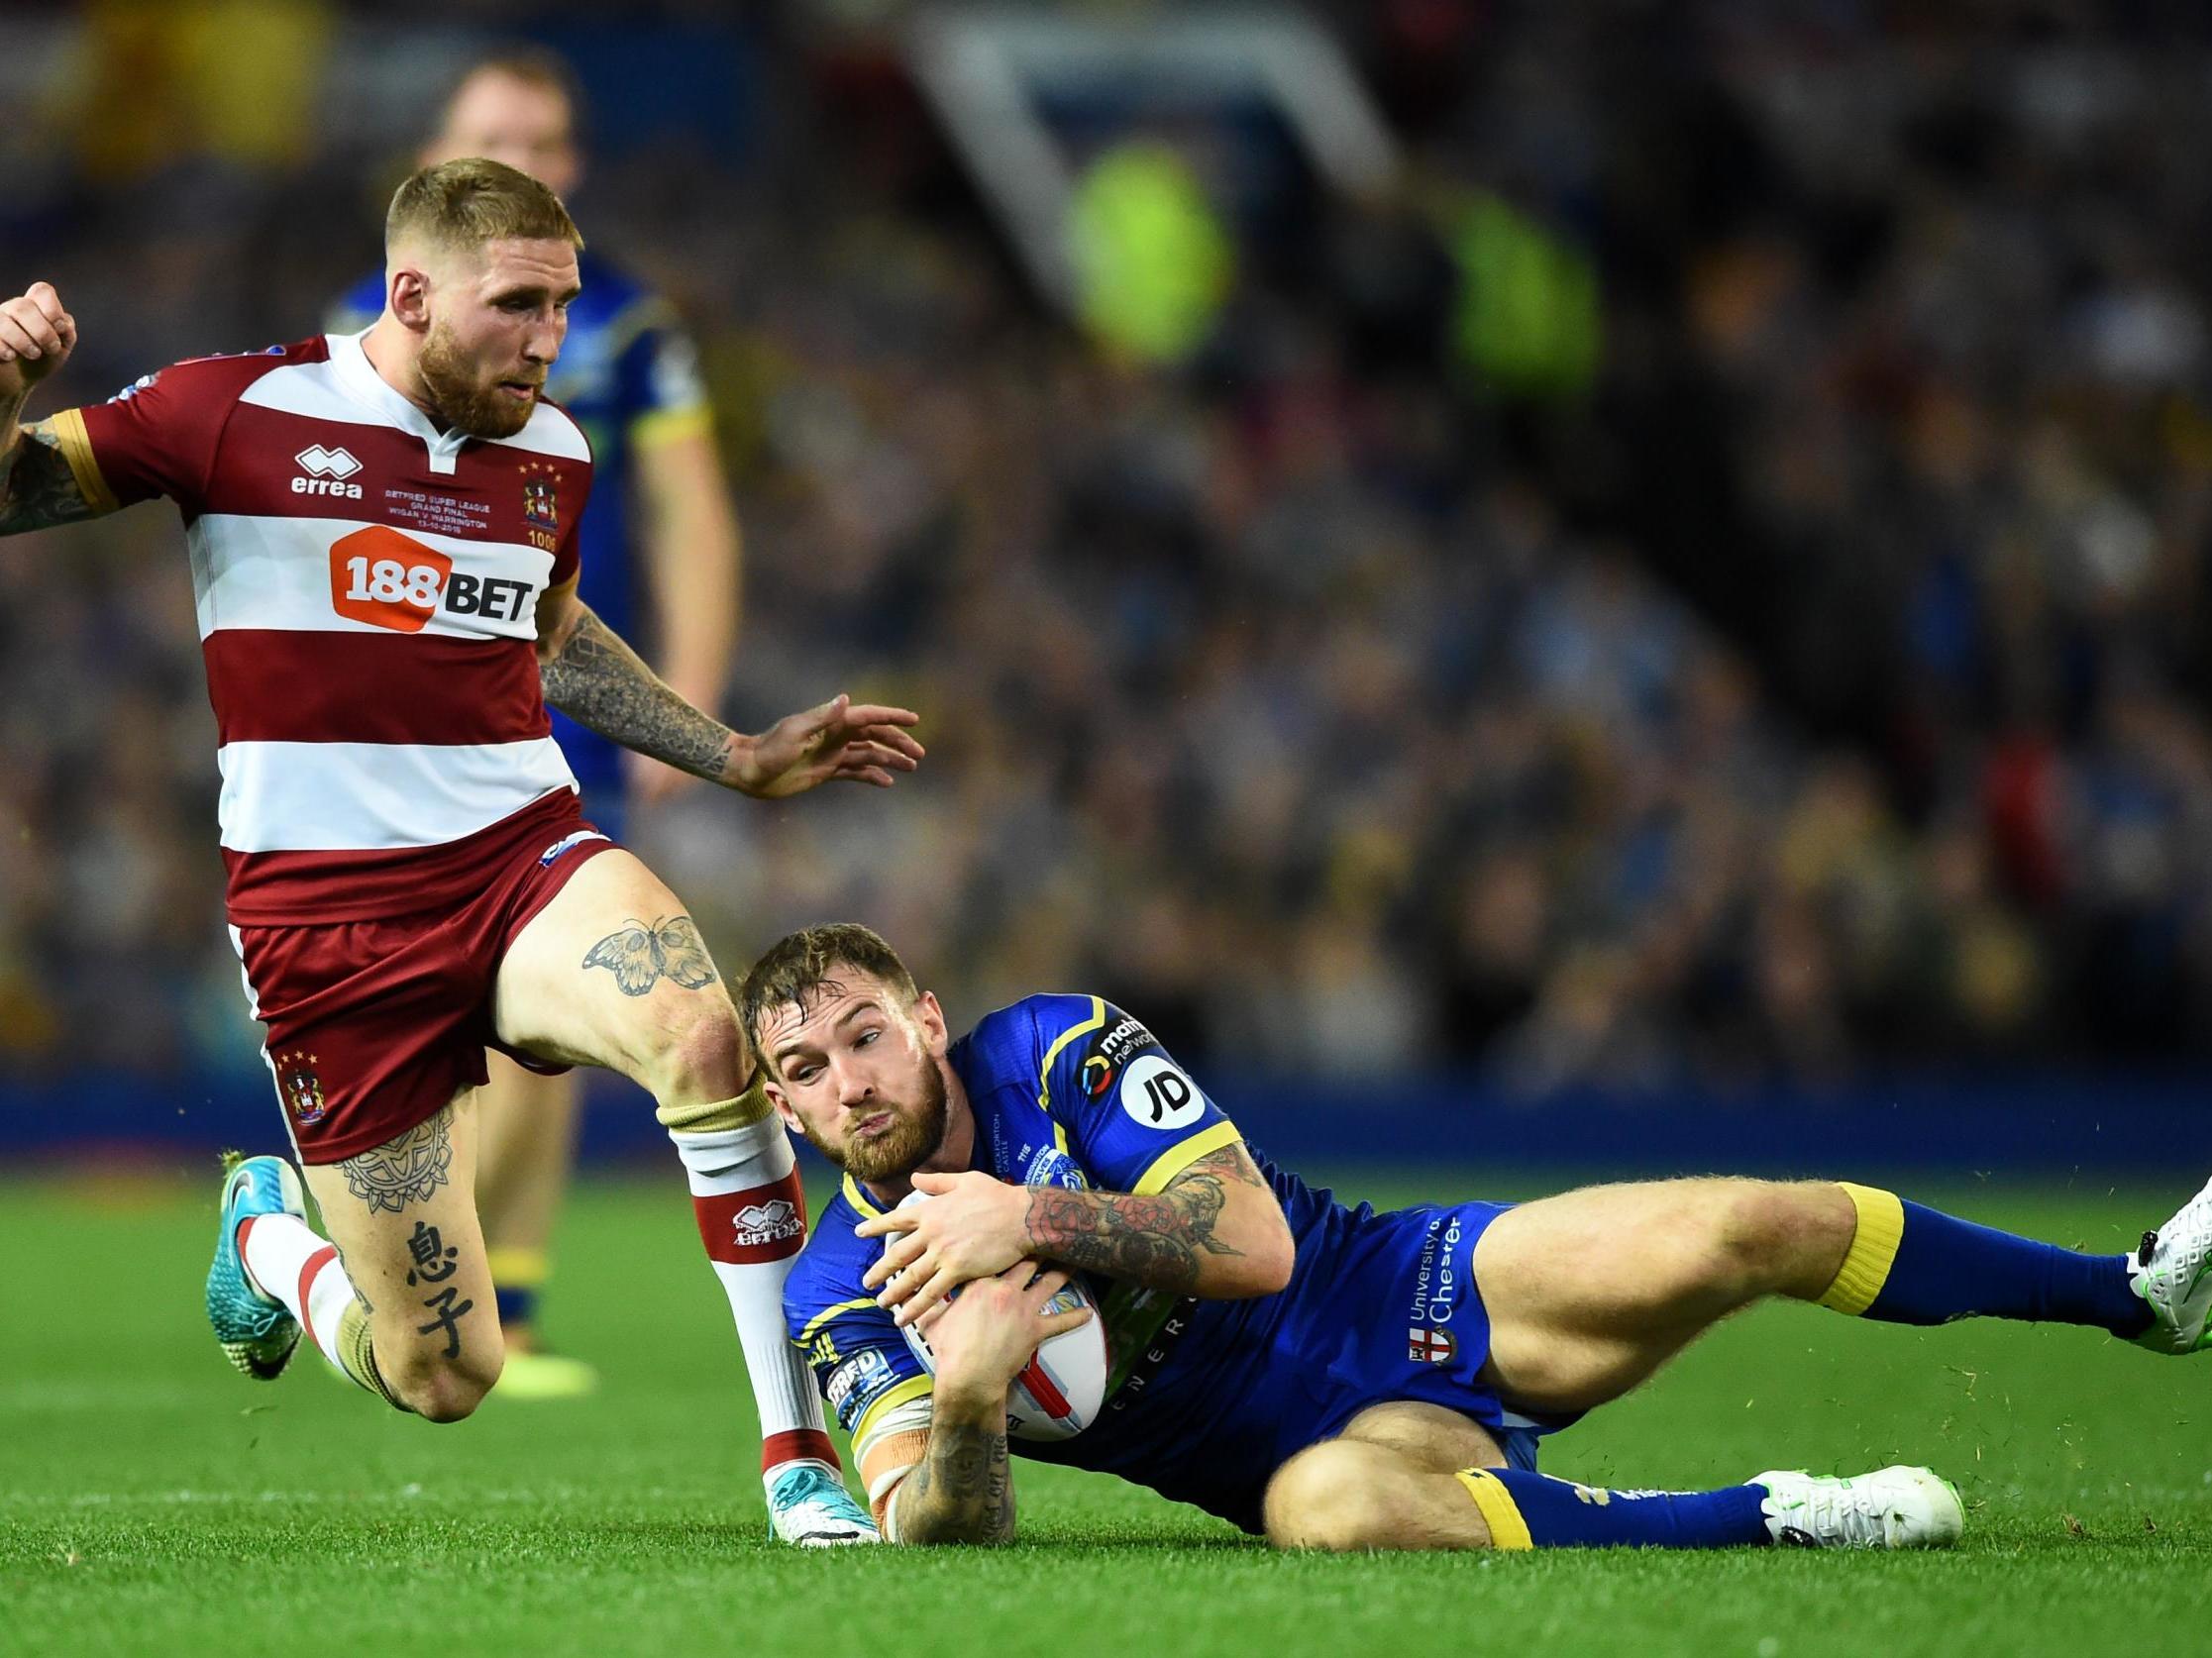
[[642, 997, 748, 1104], [1712, 1181, 1839, 1294], [387, 1346, 503, 1423], [1263, 1442, 1422, 1553]]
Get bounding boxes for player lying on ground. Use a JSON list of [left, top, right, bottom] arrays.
[[0, 165, 917, 1543], [748, 923, 2212, 1551]]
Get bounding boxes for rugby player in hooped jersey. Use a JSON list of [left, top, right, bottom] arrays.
[[0, 163, 903, 1543], [754, 923, 2212, 1551], [328, 50, 748, 1399]]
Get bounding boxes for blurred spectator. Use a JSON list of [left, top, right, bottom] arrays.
[[13, 5, 2212, 1096]]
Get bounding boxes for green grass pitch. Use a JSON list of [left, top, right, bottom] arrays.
[[3, 1167, 2207, 1657]]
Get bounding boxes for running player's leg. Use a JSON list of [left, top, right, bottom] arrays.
[[489, 849, 863, 1535], [230, 1089, 501, 1420], [1473, 1177, 2158, 1416], [1261, 1400, 1957, 1553], [474, 1053, 592, 1393]]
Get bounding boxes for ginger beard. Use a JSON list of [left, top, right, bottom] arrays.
[[799, 1045, 950, 1185], [416, 317, 542, 439]]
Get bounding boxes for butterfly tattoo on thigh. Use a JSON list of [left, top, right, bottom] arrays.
[[580, 915, 720, 996]]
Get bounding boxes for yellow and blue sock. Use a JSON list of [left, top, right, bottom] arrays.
[[1457, 1468, 1772, 1549], [488, 1247, 547, 1333], [1819, 1183, 2150, 1337]]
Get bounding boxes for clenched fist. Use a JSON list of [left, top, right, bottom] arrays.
[[0, 282, 77, 403]]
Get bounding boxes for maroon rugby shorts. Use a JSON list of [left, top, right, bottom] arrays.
[[231, 793, 619, 1164]]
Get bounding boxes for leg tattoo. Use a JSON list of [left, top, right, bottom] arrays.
[[337, 1106, 455, 1214]]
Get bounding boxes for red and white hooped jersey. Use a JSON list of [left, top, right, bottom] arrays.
[[51, 331, 595, 925]]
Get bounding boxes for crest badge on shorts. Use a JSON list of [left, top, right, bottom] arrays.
[[277, 1050, 327, 1125]]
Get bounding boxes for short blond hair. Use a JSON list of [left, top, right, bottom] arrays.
[[740, 924, 920, 1076], [385, 157, 582, 256]]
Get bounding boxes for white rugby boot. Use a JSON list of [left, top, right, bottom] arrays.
[[767, 1461, 880, 1547], [1752, 1466, 1964, 1549], [2131, 1173, 2212, 1354]]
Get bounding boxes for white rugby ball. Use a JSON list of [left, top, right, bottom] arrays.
[[894, 1192, 1108, 1441]]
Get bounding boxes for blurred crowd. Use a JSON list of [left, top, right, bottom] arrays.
[[8, 3, 2212, 1093]]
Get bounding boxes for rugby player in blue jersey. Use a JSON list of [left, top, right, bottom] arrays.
[[330, 50, 742, 1401], [754, 924, 2212, 1551]]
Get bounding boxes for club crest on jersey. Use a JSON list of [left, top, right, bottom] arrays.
[[1023, 1145, 1089, 1192], [276, 1050, 327, 1125], [1408, 1325, 1456, 1365], [519, 463, 561, 552]]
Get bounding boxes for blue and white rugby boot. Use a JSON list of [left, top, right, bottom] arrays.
[[207, 1152, 308, 1381], [1753, 1466, 1963, 1549], [767, 1461, 880, 1547], [2132, 1172, 2212, 1354]]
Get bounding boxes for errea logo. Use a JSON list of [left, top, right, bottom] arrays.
[[293, 445, 364, 499], [732, 1199, 804, 1250]]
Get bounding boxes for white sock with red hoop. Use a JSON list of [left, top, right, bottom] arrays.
[[667, 1112, 840, 1484], [239, 1211, 360, 1375]]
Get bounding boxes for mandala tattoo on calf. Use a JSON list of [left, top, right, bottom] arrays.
[[581, 915, 719, 995], [337, 1105, 455, 1214]]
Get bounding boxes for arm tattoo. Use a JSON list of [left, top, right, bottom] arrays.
[[539, 603, 735, 778], [1020, 1144, 1263, 1292], [336, 1105, 455, 1214], [895, 1417, 1014, 1545], [581, 914, 719, 996], [0, 421, 99, 537]]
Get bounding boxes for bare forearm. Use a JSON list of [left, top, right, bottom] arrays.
[[652, 516, 739, 707], [537, 601, 740, 781], [641, 427, 742, 694], [889, 1391, 1015, 1545], [1019, 1145, 1289, 1296]]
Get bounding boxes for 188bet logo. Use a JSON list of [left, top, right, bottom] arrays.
[[328, 527, 533, 633]]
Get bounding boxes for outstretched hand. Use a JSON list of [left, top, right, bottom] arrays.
[[729, 694, 924, 799], [0, 282, 76, 404]]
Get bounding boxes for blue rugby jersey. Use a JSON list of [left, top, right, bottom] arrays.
[[330, 249, 711, 804], [784, 993, 1515, 1534]]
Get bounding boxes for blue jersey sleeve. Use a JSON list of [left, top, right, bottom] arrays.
[[793, 1290, 929, 1443], [1032, 996, 1241, 1194], [785, 1219, 935, 1518], [612, 298, 711, 447]]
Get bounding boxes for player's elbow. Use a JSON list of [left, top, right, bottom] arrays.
[[1249, 1222, 1296, 1295], [1217, 1216, 1296, 1296]]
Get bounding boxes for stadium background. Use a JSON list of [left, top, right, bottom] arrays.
[[7, 6, 2211, 1653], [4, 1, 2208, 1175]]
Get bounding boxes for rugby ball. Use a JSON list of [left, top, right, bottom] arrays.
[[894, 1192, 1109, 1441]]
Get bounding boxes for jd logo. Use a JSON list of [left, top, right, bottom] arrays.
[[1118, 1054, 1206, 1130]]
